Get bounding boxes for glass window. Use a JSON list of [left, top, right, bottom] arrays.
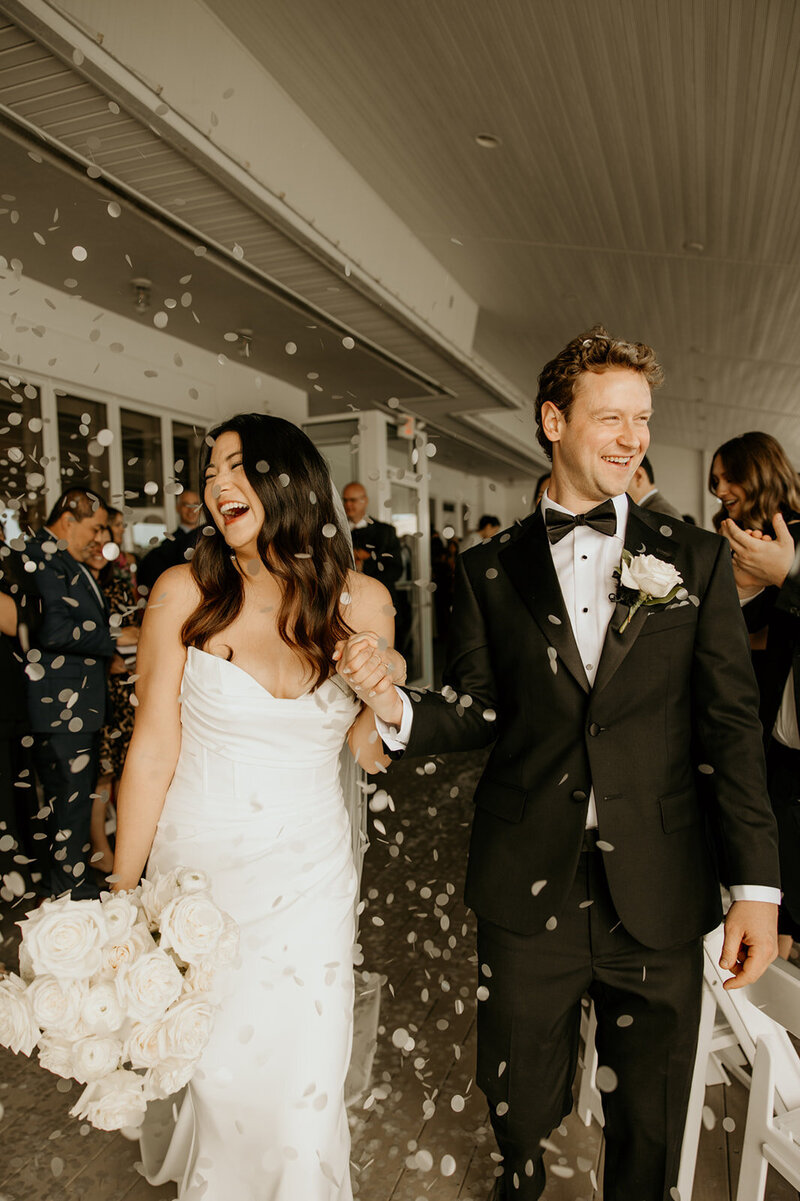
[[0, 376, 46, 537], [172, 420, 204, 496], [121, 408, 166, 554], [56, 393, 110, 496]]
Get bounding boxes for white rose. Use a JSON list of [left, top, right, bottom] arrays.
[[102, 921, 156, 978], [620, 553, 683, 598], [184, 961, 216, 994], [124, 1017, 166, 1069], [117, 949, 183, 1021], [158, 894, 224, 964], [20, 896, 108, 981], [72, 1034, 123, 1083], [82, 982, 125, 1035], [70, 1069, 148, 1131], [140, 870, 182, 929], [99, 893, 139, 942], [144, 1057, 196, 1100], [176, 867, 211, 895], [38, 1035, 76, 1078], [156, 993, 214, 1061], [0, 973, 40, 1056], [27, 975, 85, 1034]]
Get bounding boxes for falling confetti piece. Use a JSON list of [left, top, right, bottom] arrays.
[[285, 341, 297, 355], [342, 336, 355, 349], [596, 1065, 618, 1092], [531, 879, 547, 896], [71, 246, 87, 262]]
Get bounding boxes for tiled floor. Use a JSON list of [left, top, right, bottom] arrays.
[[1, 746, 796, 1200]]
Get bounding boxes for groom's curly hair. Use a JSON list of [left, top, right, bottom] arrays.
[[534, 325, 663, 460], [181, 413, 353, 691]]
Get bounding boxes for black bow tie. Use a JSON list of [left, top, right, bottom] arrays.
[[545, 499, 617, 544]]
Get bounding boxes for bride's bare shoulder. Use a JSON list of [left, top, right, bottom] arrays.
[[342, 569, 393, 631], [143, 564, 201, 622]]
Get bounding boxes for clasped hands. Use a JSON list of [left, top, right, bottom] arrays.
[[721, 511, 797, 592], [333, 632, 406, 727]]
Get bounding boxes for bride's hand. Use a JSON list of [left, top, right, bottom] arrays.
[[333, 632, 407, 711]]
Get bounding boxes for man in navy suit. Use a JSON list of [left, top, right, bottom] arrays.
[[25, 489, 117, 898]]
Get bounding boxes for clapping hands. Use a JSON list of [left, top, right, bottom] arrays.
[[721, 512, 797, 591]]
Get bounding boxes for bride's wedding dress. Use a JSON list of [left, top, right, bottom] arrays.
[[140, 646, 360, 1200]]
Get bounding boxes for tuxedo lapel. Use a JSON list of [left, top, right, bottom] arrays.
[[499, 516, 590, 694], [592, 504, 679, 695]]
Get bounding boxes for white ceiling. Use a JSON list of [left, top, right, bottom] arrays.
[[202, 0, 800, 463], [1, 0, 799, 474]]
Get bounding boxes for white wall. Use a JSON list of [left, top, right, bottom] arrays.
[[426, 460, 537, 535], [646, 443, 708, 527]]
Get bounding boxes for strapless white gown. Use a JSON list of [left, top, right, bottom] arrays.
[[140, 646, 360, 1201]]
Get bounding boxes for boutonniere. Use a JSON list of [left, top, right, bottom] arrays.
[[614, 550, 686, 633]]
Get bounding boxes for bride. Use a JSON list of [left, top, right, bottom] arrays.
[[111, 413, 404, 1200]]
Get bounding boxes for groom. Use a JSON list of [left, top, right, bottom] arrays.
[[372, 327, 780, 1200]]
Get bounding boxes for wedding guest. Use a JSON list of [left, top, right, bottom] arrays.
[[107, 504, 138, 575], [627, 453, 683, 521], [136, 489, 202, 596], [24, 489, 118, 899], [371, 327, 779, 1201], [85, 527, 142, 874], [0, 542, 42, 895], [342, 481, 403, 597], [711, 431, 800, 957], [464, 515, 502, 550]]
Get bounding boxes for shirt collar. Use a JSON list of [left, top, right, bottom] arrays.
[[639, 486, 658, 505], [541, 489, 629, 535]]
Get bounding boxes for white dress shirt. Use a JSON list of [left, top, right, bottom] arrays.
[[378, 495, 779, 905]]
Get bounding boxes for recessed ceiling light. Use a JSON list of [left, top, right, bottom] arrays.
[[474, 133, 502, 149], [682, 240, 705, 253]]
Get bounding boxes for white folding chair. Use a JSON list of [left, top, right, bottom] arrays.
[[577, 998, 604, 1129], [734, 959, 800, 1201]]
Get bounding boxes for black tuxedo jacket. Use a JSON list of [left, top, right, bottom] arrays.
[[401, 502, 779, 949], [24, 531, 115, 735], [137, 526, 201, 594], [350, 518, 403, 592]]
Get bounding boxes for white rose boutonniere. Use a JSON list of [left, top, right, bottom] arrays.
[[616, 550, 686, 632]]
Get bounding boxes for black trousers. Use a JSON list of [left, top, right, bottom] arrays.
[[766, 737, 800, 937], [32, 731, 102, 899], [476, 845, 703, 1201]]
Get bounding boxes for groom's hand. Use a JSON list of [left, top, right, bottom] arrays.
[[719, 900, 779, 989]]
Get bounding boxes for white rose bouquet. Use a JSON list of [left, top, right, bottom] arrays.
[[0, 867, 238, 1131], [615, 550, 687, 632]]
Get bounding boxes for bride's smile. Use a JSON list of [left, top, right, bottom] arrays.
[[203, 430, 265, 556]]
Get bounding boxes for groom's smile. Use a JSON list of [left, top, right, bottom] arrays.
[[542, 366, 652, 510]]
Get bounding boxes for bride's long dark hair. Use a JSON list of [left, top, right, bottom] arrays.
[[181, 413, 353, 689]]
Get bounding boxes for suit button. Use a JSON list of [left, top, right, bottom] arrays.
[[572, 790, 587, 802], [588, 723, 601, 737]]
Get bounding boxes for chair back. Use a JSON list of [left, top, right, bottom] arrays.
[[703, 927, 800, 1112]]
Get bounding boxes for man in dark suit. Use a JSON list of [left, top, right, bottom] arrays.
[[136, 489, 202, 595], [627, 453, 684, 522], [342, 479, 403, 596], [24, 488, 118, 899], [374, 327, 780, 1200]]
